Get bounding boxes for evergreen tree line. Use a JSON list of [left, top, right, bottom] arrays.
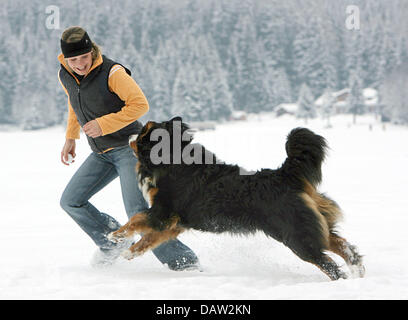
[[0, 0, 407, 129]]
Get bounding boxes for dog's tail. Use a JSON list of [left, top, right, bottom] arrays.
[[283, 127, 328, 187], [283, 128, 344, 250]]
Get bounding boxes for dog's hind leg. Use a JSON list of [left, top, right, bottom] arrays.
[[282, 228, 348, 280], [302, 186, 365, 278], [108, 212, 153, 243], [313, 254, 349, 281], [288, 192, 346, 280], [288, 243, 348, 281], [328, 233, 365, 278]]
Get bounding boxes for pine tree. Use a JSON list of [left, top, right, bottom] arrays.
[[347, 71, 365, 124], [256, 0, 287, 67], [380, 62, 408, 124], [228, 13, 268, 112], [172, 62, 205, 121], [149, 63, 172, 121], [0, 25, 14, 124], [208, 0, 239, 67], [293, 11, 338, 97], [320, 89, 335, 128], [296, 83, 316, 124], [262, 64, 293, 110], [171, 36, 233, 122]]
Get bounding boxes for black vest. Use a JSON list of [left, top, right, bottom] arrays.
[[59, 55, 143, 153]]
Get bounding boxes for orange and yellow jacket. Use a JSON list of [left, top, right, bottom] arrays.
[[58, 53, 149, 151]]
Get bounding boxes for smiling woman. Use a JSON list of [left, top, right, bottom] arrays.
[[66, 52, 93, 75]]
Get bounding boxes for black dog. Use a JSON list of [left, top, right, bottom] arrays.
[[108, 117, 365, 280]]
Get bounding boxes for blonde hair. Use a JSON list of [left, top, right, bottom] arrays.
[[61, 26, 101, 70]]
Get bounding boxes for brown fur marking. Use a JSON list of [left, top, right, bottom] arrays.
[[299, 192, 330, 248], [135, 161, 141, 173], [329, 233, 352, 265], [129, 122, 156, 156], [130, 141, 138, 154], [139, 121, 154, 140], [328, 233, 365, 277], [303, 180, 343, 229], [148, 187, 159, 206]]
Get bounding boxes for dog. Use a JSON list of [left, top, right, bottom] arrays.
[[108, 117, 365, 280]]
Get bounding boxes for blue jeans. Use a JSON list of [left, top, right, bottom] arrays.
[[60, 145, 198, 269]]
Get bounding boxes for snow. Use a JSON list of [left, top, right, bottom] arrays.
[[1, 114, 408, 299], [363, 88, 378, 99]]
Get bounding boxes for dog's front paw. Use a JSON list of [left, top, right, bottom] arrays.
[[107, 232, 124, 243], [121, 249, 139, 260]]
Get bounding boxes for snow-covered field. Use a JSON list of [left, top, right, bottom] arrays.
[[1, 114, 408, 300]]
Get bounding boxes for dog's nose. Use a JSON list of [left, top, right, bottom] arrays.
[[129, 134, 138, 144]]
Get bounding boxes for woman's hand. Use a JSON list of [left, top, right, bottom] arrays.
[[61, 139, 76, 166], [83, 120, 102, 138]]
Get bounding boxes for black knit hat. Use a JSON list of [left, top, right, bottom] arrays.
[[60, 32, 93, 58]]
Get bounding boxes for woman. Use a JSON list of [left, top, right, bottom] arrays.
[[58, 26, 199, 270]]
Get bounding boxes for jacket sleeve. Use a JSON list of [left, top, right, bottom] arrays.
[[58, 70, 81, 140], [95, 65, 149, 136], [66, 102, 81, 139]]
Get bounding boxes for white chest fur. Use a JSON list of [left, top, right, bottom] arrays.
[[137, 173, 156, 207]]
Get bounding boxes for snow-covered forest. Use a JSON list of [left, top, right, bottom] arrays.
[[0, 0, 407, 129]]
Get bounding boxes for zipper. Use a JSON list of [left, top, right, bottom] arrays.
[[77, 85, 88, 123], [77, 82, 102, 153], [60, 62, 104, 153]]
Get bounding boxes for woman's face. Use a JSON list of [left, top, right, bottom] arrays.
[[66, 52, 92, 75]]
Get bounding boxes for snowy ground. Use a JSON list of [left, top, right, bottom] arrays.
[[1, 114, 408, 300]]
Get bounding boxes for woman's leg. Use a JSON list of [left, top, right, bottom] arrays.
[[113, 146, 200, 270], [60, 152, 120, 249]]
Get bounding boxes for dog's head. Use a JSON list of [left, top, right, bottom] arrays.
[[129, 116, 194, 166]]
